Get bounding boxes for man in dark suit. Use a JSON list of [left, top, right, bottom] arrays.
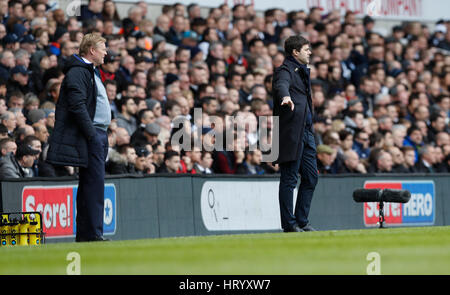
[[236, 149, 265, 175], [47, 33, 110, 242], [414, 144, 435, 173], [273, 35, 318, 233]]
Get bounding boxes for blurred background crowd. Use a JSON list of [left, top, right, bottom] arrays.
[[0, 0, 448, 179]]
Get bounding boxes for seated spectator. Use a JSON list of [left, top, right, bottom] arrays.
[[368, 150, 393, 173], [0, 124, 8, 139], [114, 127, 131, 146], [0, 137, 17, 158], [0, 50, 15, 81], [312, 115, 327, 146], [378, 115, 394, 132], [344, 110, 364, 134], [6, 66, 33, 99], [387, 146, 409, 173], [143, 144, 156, 174], [156, 150, 181, 173], [116, 96, 138, 136], [403, 125, 424, 164], [14, 125, 34, 143], [146, 98, 163, 118], [152, 143, 165, 171], [435, 132, 449, 148], [236, 149, 265, 175], [414, 144, 436, 173], [26, 108, 46, 125], [131, 118, 160, 147], [213, 150, 238, 174], [433, 146, 448, 173], [338, 129, 354, 155], [427, 114, 447, 144], [106, 144, 137, 175], [0, 143, 39, 179], [445, 154, 450, 173], [338, 150, 367, 174], [134, 146, 153, 175], [32, 123, 50, 152], [1, 111, 17, 137], [316, 144, 336, 174], [193, 151, 214, 174], [381, 130, 397, 150], [22, 135, 56, 177], [180, 146, 202, 174], [392, 124, 407, 148], [402, 146, 417, 173], [79, 0, 104, 21], [352, 130, 371, 160]]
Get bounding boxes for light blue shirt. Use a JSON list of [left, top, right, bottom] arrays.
[[93, 72, 111, 131], [81, 57, 111, 131]]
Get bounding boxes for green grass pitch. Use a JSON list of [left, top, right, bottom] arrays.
[[1, 226, 449, 275]]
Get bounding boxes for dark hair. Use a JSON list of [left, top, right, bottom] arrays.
[[118, 96, 134, 112], [407, 125, 421, 136], [201, 150, 211, 160], [22, 135, 40, 146], [137, 108, 153, 123], [104, 79, 117, 87], [227, 71, 242, 81], [117, 144, 133, 155], [149, 81, 164, 91], [8, 0, 22, 8], [165, 99, 180, 112], [164, 150, 179, 161], [338, 129, 353, 141], [201, 96, 217, 106], [284, 35, 310, 56], [248, 38, 263, 49]]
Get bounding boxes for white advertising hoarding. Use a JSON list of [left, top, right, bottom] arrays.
[[200, 180, 282, 231], [200, 180, 299, 231]]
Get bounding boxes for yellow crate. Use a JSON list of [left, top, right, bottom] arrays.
[[0, 212, 44, 246]]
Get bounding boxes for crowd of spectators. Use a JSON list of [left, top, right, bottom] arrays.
[[0, 0, 448, 180]]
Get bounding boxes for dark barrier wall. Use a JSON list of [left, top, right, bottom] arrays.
[[1, 174, 449, 243]]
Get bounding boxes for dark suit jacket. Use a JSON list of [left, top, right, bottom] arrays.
[[272, 56, 313, 164], [414, 160, 434, 173], [338, 164, 362, 174], [391, 164, 410, 173], [236, 162, 265, 175]]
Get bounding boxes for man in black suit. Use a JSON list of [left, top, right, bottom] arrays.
[[273, 35, 318, 232], [414, 144, 435, 173], [236, 149, 265, 175]]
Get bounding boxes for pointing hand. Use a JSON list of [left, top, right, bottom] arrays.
[[281, 96, 294, 111]]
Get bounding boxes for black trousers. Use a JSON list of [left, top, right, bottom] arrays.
[[278, 128, 318, 230], [76, 128, 108, 239]]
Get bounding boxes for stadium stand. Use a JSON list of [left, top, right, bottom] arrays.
[[0, 0, 448, 180]]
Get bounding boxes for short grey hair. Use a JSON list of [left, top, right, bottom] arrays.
[[0, 112, 13, 121], [14, 49, 29, 60]]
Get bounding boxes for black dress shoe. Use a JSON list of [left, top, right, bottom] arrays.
[[283, 225, 304, 232], [76, 236, 111, 242], [301, 224, 317, 232]]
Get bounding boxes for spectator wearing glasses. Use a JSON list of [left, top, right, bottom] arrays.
[[403, 125, 424, 164], [352, 130, 371, 160]]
